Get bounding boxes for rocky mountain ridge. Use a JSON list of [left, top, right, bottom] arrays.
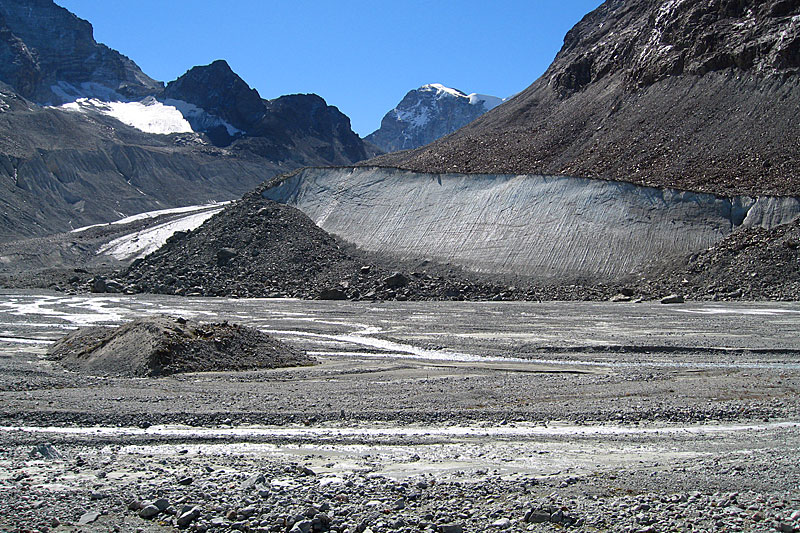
[[369, 0, 800, 198], [0, 0, 376, 242], [365, 83, 503, 152], [0, 0, 162, 103]]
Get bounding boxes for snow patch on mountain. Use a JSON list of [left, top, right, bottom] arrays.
[[58, 97, 193, 135], [163, 98, 243, 137]]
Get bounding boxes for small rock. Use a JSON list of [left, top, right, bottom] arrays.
[[177, 476, 193, 485], [491, 517, 512, 528], [139, 505, 161, 519], [524, 509, 550, 523], [154, 499, 170, 511], [290, 519, 313, 533], [318, 288, 347, 300], [439, 524, 463, 533], [29, 443, 62, 460], [177, 507, 201, 528], [216, 247, 238, 266], [241, 472, 267, 490], [104, 280, 124, 293], [383, 272, 409, 288], [78, 511, 101, 525], [660, 294, 685, 304], [238, 506, 257, 519], [296, 465, 316, 476], [90, 277, 107, 293]]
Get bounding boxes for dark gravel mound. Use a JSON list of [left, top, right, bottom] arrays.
[[48, 315, 313, 377], [369, 0, 800, 197], [644, 217, 800, 301]]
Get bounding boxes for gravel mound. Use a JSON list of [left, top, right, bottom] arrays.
[[119, 190, 558, 301], [643, 216, 800, 300], [47, 315, 314, 377]]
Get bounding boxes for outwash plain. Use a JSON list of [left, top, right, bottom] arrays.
[[1, 292, 799, 532]]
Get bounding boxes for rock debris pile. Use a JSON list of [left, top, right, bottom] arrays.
[[48, 315, 314, 377]]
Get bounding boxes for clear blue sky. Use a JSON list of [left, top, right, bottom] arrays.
[[57, 1, 603, 136]]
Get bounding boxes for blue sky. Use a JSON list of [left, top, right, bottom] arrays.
[[57, 1, 603, 136]]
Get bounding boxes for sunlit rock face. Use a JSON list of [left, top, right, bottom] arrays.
[[0, 0, 162, 103], [365, 84, 503, 153]]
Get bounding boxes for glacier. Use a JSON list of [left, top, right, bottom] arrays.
[[262, 167, 800, 280]]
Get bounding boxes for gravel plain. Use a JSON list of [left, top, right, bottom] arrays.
[[1, 291, 799, 532]]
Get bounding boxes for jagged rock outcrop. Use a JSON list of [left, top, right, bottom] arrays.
[[164, 60, 376, 163], [0, 0, 162, 103], [162, 60, 264, 143], [369, 0, 800, 197], [365, 84, 503, 152]]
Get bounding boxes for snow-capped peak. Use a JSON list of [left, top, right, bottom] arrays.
[[421, 83, 469, 98], [420, 83, 505, 111], [365, 84, 508, 153]]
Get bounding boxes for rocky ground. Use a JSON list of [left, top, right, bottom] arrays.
[[0, 292, 799, 532]]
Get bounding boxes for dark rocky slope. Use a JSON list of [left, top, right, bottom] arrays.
[[644, 216, 800, 300], [0, 0, 162, 103], [369, 0, 800, 198]]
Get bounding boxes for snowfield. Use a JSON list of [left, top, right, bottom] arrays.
[[96, 206, 227, 261], [70, 202, 230, 234], [58, 97, 194, 135]]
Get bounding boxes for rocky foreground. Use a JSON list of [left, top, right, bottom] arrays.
[[1, 293, 799, 532], [4, 433, 800, 533]]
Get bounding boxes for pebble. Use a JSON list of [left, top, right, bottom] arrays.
[[77, 511, 101, 525]]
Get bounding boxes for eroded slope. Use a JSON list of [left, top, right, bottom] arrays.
[[369, 0, 800, 197]]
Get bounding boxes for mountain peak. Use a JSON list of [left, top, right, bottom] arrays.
[[365, 83, 504, 153], [0, 0, 162, 103], [163, 60, 265, 137]]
